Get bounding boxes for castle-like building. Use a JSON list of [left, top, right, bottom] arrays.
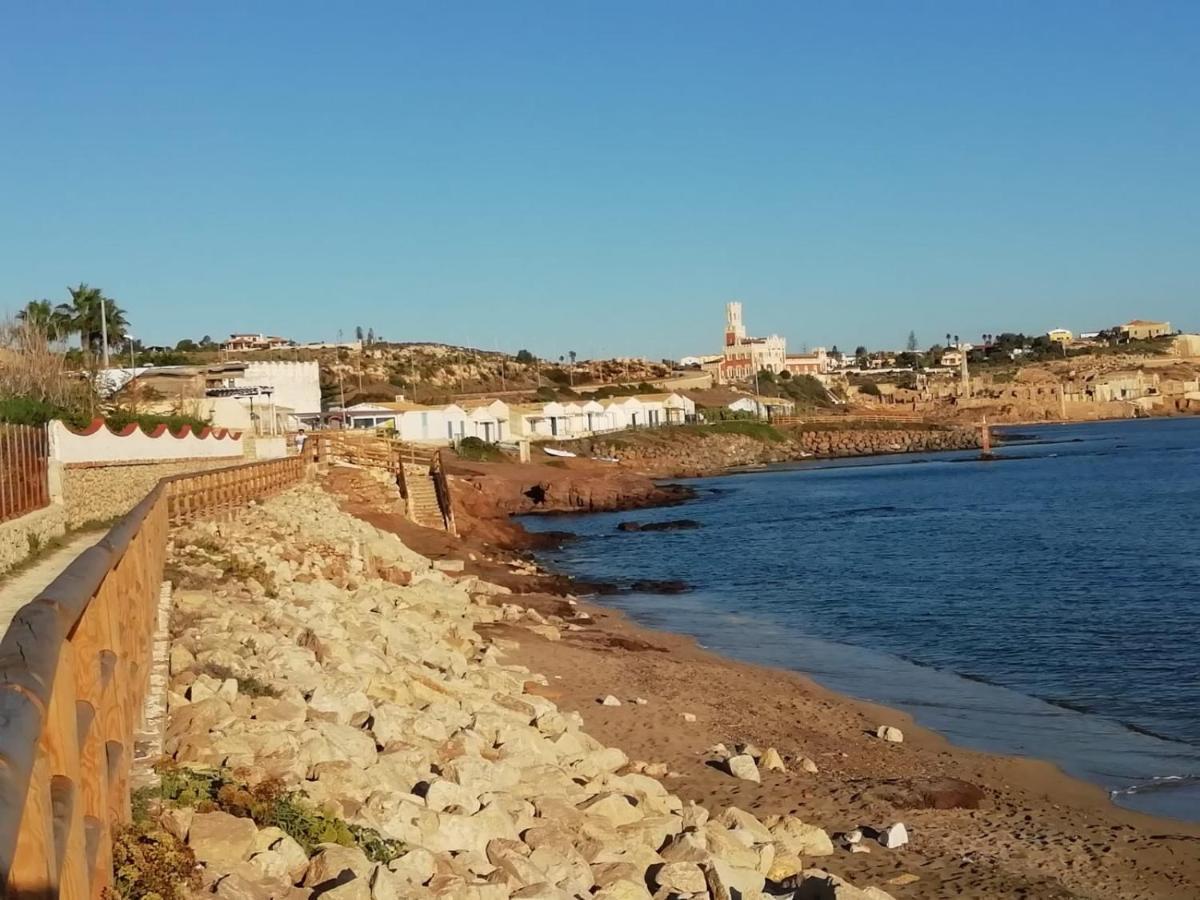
[[716, 302, 830, 383]]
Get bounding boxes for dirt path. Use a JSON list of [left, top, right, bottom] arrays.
[[0, 532, 105, 634]]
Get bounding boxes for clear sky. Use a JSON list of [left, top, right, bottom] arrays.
[[2, 1, 1197, 359]]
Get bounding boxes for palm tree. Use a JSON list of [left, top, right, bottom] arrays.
[[16, 299, 70, 341], [56, 283, 128, 357]]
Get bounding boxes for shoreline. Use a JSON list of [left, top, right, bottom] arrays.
[[325, 461, 1200, 897]]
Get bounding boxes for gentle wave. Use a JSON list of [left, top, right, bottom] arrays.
[[1110, 774, 1200, 798]]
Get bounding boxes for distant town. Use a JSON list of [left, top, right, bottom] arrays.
[[5, 285, 1199, 447]]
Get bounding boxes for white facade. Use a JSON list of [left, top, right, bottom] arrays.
[[461, 400, 510, 442], [236, 361, 321, 424], [340, 402, 464, 444]]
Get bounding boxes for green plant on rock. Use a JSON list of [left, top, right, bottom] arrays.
[[107, 822, 201, 900], [195, 662, 280, 698], [156, 765, 403, 864]]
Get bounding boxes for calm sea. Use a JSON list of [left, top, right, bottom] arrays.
[[521, 417, 1200, 822]]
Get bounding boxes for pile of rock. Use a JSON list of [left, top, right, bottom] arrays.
[[159, 484, 897, 899]]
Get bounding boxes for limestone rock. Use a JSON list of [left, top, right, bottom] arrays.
[[727, 754, 761, 783], [761, 747, 786, 772], [600, 695, 622, 707], [878, 822, 909, 849], [769, 816, 835, 857], [303, 844, 371, 890], [188, 811, 259, 870], [653, 861, 707, 894], [876, 725, 904, 743]]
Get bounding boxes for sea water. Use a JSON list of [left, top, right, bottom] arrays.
[[521, 417, 1200, 822]]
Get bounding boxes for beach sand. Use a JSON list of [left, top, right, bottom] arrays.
[[324, 465, 1200, 899]]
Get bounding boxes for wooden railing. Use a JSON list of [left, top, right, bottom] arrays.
[[0, 425, 50, 524], [314, 432, 454, 532], [428, 450, 457, 536], [0, 454, 305, 898]]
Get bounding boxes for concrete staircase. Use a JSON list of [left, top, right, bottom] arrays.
[[404, 465, 446, 530]]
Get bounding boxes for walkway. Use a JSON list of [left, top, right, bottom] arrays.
[[0, 531, 106, 636]]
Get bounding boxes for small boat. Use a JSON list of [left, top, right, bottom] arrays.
[[543, 447, 577, 458]]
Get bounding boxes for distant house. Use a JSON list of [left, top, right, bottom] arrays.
[[939, 348, 965, 367], [784, 348, 833, 375], [1119, 320, 1173, 341], [458, 398, 510, 443], [509, 401, 574, 439], [337, 400, 466, 444], [1046, 328, 1073, 345], [225, 333, 294, 352], [634, 393, 695, 426]]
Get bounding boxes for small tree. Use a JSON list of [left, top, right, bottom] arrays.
[[906, 330, 918, 352], [355, 325, 364, 342], [515, 349, 535, 364]]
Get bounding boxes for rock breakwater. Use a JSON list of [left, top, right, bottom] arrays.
[[151, 484, 899, 899], [576, 428, 980, 478]]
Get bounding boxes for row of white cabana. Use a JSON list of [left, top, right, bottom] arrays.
[[333, 392, 697, 445]]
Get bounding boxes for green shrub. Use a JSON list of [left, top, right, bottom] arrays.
[[456, 436, 507, 463], [0, 396, 90, 427], [104, 409, 212, 435], [109, 822, 201, 900]]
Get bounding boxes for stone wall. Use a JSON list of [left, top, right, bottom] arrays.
[[0, 503, 68, 575], [59, 459, 236, 528], [795, 426, 979, 457], [573, 426, 981, 477]]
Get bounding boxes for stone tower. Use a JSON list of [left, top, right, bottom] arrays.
[[725, 301, 746, 347]]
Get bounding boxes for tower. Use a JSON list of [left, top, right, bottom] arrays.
[[725, 301, 745, 347]]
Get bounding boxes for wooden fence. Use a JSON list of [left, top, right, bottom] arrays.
[[313, 432, 454, 532], [0, 453, 305, 898], [0, 425, 50, 525]]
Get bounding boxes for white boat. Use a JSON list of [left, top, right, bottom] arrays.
[[543, 447, 577, 458]]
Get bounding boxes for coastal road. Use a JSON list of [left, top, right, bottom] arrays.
[[0, 532, 105, 635]]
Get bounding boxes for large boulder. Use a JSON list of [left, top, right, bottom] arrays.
[[188, 811, 259, 871]]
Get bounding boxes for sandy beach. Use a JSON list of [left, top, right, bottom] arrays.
[[324, 465, 1200, 899]]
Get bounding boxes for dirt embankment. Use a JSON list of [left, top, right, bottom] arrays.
[[445, 456, 693, 549]]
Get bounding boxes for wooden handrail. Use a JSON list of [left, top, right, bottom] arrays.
[[312, 433, 453, 532], [0, 454, 305, 898]]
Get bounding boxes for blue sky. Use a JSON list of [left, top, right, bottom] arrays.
[[1, 2, 1197, 358]]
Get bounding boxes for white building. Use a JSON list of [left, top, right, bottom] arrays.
[[234, 361, 321, 428], [509, 401, 572, 439], [459, 399, 511, 442], [719, 302, 787, 382], [338, 400, 466, 444]]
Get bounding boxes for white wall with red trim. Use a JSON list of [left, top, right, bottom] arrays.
[[48, 419, 245, 464]]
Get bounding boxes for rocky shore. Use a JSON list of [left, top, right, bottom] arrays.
[[150, 482, 901, 899]]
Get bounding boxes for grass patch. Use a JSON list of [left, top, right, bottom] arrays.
[[703, 420, 785, 442], [157, 765, 404, 864], [166, 537, 278, 598]]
